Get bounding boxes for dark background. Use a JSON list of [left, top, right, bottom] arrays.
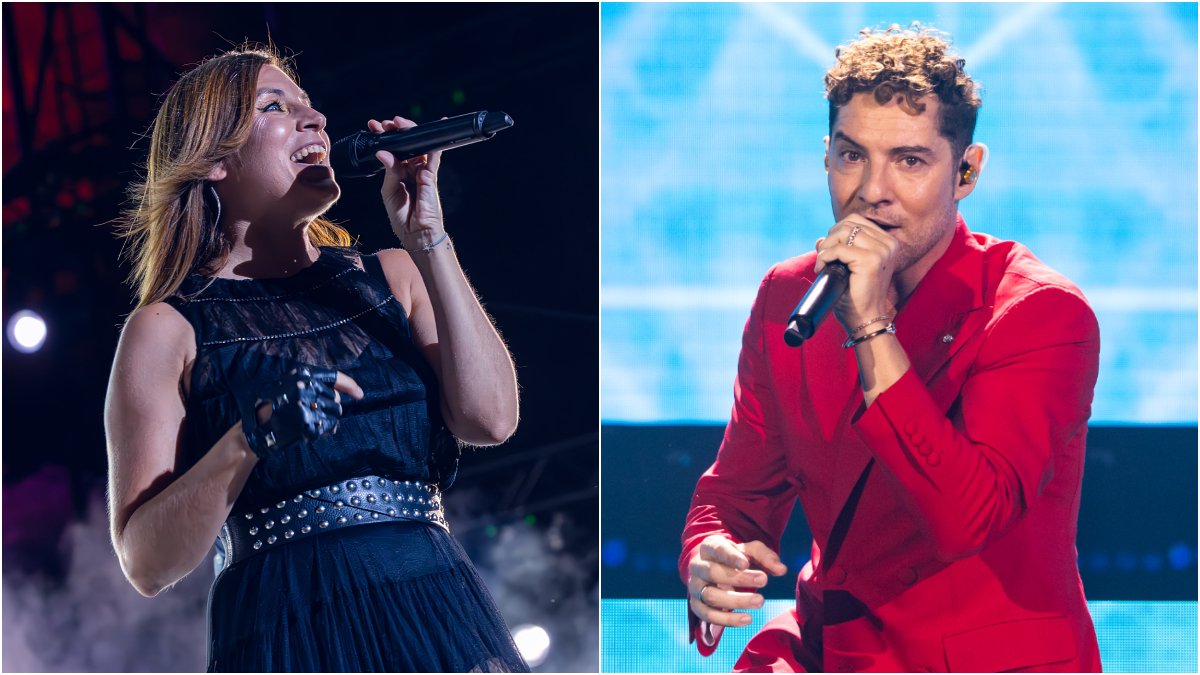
[[601, 424, 1199, 602], [2, 3, 597, 671]]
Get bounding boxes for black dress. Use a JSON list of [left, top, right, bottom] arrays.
[[166, 247, 528, 673]]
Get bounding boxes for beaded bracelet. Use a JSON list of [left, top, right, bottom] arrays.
[[843, 323, 896, 349], [405, 232, 450, 254], [849, 315, 892, 337]]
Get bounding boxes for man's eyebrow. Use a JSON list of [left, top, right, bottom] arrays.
[[256, 87, 312, 106], [833, 132, 935, 157], [890, 145, 934, 156], [832, 131, 864, 148]]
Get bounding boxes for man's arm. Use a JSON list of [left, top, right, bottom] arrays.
[[680, 265, 798, 654], [853, 284, 1100, 561]]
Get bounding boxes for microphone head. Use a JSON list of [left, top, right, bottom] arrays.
[[482, 111, 514, 135], [330, 132, 383, 178]]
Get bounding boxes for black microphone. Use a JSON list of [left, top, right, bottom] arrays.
[[330, 110, 514, 178], [783, 261, 850, 347]]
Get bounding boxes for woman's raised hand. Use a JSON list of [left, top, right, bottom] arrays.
[[368, 116, 445, 251]]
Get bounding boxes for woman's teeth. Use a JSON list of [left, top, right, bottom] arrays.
[[291, 145, 326, 164]]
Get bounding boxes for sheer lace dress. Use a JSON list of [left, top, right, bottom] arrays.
[[166, 247, 528, 673]]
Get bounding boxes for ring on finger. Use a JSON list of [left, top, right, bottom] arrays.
[[846, 226, 862, 247], [698, 585, 710, 606]]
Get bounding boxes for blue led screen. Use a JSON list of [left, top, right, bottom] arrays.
[[600, 600, 1198, 673], [601, 3, 1198, 423]]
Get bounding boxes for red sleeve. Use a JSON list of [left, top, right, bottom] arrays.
[[680, 266, 800, 654], [852, 285, 1100, 561]]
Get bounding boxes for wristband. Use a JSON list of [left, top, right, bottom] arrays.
[[404, 232, 449, 254]]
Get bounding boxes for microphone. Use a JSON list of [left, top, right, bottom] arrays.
[[330, 110, 514, 178], [783, 261, 850, 347]]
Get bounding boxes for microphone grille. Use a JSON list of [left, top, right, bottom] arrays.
[[352, 134, 373, 159]]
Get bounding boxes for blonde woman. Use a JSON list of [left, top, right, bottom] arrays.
[[105, 46, 526, 672]]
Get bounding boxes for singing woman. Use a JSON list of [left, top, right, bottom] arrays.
[[104, 46, 528, 672]]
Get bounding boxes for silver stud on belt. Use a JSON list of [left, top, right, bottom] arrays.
[[218, 475, 446, 571]]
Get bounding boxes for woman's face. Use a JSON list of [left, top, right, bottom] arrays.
[[215, 64, 339, 223]]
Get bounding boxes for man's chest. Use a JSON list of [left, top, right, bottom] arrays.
[[756, 307, 989, 538]]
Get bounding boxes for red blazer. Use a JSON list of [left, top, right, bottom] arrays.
[[681, 216, 1102, 672]]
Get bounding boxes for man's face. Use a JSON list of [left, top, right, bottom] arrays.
[[826, 92, 962, 277]]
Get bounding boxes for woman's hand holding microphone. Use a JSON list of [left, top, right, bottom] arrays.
[[368, 115, 447, 253]]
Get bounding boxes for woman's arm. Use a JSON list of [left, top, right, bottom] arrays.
[[107, 304, 365, 596], [368, 114, 519, 447], [378, 247, 519, 446], [105, 303, 259, 597]]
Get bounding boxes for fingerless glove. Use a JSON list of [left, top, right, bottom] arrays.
[[241, 366, 342, 458]]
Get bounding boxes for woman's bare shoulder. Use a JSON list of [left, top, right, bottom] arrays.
[[123, 301, 191, 340], [375, 247, 420, 281], [116, 302, 195, 373], [373, 248, 424, 306]]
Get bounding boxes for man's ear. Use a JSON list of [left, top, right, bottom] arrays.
[[954, 142, 989, 199], [823, 135, 830, 153], [965, 142, 988, 175], [206, 161, 227, 182]]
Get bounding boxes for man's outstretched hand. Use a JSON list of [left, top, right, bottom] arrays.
[[687, 535, 787, 627]]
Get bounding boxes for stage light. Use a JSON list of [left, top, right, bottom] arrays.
[[7, 310, 47, 353], [512, 624, 550, 667], [1168, 542, 1192, 570], [602, 539, 626, 567]]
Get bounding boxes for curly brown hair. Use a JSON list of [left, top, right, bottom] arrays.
[[825, 23, 982, 160]]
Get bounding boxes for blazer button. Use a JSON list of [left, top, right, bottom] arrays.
[[828, 566, 847, 585], [898, 567, 918, 585], [927, 452, 942, 467], [918, 442, 933, 456], [910, 432, 926, 445], [904, 422, 918, 434]]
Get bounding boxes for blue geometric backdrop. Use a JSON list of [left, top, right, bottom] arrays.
[[601, 2, 1198, 423]]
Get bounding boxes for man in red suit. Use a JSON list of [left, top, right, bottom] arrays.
[[680, 24, 1102, 672]]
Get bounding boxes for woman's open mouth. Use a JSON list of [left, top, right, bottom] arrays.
[[290, 143, 327, 166]]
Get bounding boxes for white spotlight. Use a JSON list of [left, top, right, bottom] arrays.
[[512, 624, 550, 667], [7, 310, 47, 353]]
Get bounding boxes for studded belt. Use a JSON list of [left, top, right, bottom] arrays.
[[218, 475, 446, 571]]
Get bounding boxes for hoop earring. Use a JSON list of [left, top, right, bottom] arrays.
[[208, 185, 222, 227]]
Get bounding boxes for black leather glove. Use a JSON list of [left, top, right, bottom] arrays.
[[241, 366, 342, 459]]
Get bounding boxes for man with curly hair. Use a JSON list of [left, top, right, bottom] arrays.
[[681, 24, 1101, 672]]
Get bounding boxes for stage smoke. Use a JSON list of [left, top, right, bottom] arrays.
[[2, 488, 210, 672], [5, 485, 599, 672]]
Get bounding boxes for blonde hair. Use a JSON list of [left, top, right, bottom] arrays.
[[118, 44, 352, 312]]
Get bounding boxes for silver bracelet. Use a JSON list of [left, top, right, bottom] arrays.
[[843, 323, 896, 349], [849, 315, 892, 336], [405, 232, 449, 254]]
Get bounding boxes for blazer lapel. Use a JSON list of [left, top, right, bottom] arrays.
[[823, 215, 989, 540]]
